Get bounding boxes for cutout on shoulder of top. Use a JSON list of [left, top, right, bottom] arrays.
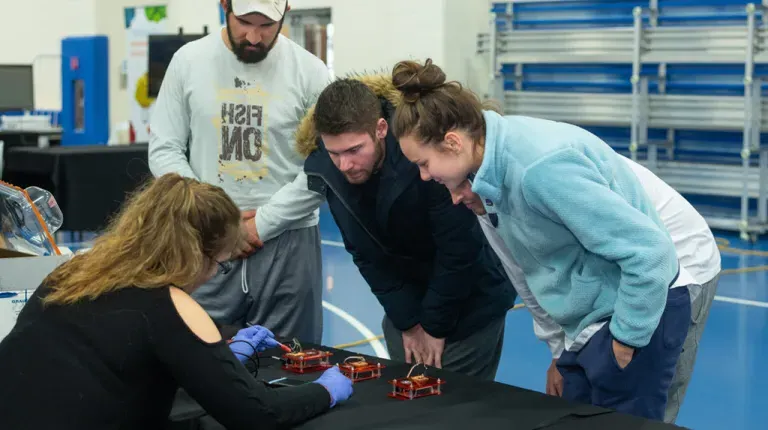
[[169, 287, 223, 344]]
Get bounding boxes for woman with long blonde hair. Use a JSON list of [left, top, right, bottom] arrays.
[[0, 173, 351, 429]]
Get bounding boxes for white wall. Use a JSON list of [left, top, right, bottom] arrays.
[[443, 0, 493, 93], [290, 0, 447, 77], [0, 0, 492, 128], [96, 0, 480, 132], [0, 0, 97, 110], [290, 0, 491, 84]]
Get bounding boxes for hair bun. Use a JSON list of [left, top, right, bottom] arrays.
[[392, 58, 446, 103]]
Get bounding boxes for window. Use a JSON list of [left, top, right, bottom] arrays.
[[283, 8, 333, 76]]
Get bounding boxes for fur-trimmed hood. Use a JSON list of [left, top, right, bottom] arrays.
[[295, 74, 403, 158]]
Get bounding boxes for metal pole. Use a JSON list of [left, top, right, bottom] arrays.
[[740, 3, 757, 240], [630, 7, 643, 161], [487, 7, 498, 103], [641, 78, 652, 170], [760, 149, 768, 224], [666, 129, 676, 161], [763, 0, 768, 30], [649, 0, 659, 27]]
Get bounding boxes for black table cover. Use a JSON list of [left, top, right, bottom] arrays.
[[168, 345, 685, 430]]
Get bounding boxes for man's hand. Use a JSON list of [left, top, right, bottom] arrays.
[[421, 330, 446, 369], [402, 324, 426, 365], [545, 359, 564, 396], [233, 210, 263, 259], [612, 339, 634, 369]]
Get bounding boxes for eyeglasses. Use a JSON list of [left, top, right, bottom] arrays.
[[216, 260, 233, 275]]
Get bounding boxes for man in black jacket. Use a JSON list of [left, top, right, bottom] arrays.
[[295, 76, 517, 380]]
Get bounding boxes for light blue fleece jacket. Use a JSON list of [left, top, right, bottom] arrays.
[[472, 111, 679, 348]]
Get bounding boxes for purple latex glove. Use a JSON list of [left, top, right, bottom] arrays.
[[229, 325, 280, 363], [312, 367, 353, 408]]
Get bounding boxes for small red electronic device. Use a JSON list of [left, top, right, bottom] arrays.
[[338, 356, 385, 382], [281, 340, 333, 374], [387, 363, 445, 400]]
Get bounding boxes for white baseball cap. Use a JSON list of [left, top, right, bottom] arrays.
[[232, 0, 287, 21]]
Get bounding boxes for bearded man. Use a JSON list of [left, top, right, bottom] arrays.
[[149, 0, 332, 344]]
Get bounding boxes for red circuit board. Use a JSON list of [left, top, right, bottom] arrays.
[[387, 375, 445, 400], [338, 360, 386, 382], [282, 349, 334, 374]]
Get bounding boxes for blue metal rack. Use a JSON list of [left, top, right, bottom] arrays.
[[482, 0, 768, 240]]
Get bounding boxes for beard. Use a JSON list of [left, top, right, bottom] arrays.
[[343, 137, 386, 184], [226, 15, 284, 64]]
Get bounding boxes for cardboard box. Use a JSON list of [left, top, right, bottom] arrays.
[[0, 248, 72, 340]]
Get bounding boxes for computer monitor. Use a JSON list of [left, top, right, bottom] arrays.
[[0, 65, 34, 111], [147, 34, 205, 98]]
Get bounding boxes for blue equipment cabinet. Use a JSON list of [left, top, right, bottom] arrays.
[[60, 36, 109, 146]]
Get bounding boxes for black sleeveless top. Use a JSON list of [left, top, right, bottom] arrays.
[[0, 285, 330, 429]]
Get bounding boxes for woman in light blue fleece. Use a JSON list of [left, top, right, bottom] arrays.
[[389, 59, 698, 422]]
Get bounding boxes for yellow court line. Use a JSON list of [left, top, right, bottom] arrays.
[[716, 236, 768, 257], [719, 246, 768, 258], [716, 237, 730, 247], [333, 335, 385, 349], [720, 265, 768, 275]]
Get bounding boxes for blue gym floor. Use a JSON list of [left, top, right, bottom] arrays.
[[314, 204, 767, 430], [60, 203, 766, 429]]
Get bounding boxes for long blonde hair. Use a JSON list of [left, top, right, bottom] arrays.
[[43, 173, 241, 305]]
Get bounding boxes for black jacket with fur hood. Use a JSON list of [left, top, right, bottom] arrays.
[[296, 75, 516, 341]]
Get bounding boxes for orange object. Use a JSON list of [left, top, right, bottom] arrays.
[[338, 357, 385, 383], [388, 375, 445, 400], [282, 349, 333, 374]]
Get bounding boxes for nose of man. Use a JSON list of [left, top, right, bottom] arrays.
[[245, 30, 263, 47], [339, 155, 355, 173]]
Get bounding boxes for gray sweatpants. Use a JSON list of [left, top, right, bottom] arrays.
[[191, 225, 323, 344], [382, 316, 506, 381], [664, 274, 720, 423]]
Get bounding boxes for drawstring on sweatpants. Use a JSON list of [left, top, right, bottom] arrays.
[[241, 262, 249, 294]]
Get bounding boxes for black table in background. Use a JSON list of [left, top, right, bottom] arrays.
[[2, 144, 151, 232], [168, 345, 685, 430], [0, 129, 62, 148]]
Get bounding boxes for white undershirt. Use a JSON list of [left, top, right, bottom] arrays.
[[479, 157, 719, 358]]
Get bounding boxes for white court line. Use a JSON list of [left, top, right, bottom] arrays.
[[714, 295, 768, 308], [322, 301, 390, 359], [321, 239, 345, 248]]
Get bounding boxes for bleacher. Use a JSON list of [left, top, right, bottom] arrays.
[[479, 0, 768, 241]]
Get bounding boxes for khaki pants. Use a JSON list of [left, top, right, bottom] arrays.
[[664, 274, 720, 423]]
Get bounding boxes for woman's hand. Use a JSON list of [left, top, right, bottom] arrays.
[[313, 367, 354, 408], [612, 339, 634, 369], [545, 359, 563, 396], [228, 325, 279, 362]]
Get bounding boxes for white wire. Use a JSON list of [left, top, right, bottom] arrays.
[[406, 362, 426, 378]]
